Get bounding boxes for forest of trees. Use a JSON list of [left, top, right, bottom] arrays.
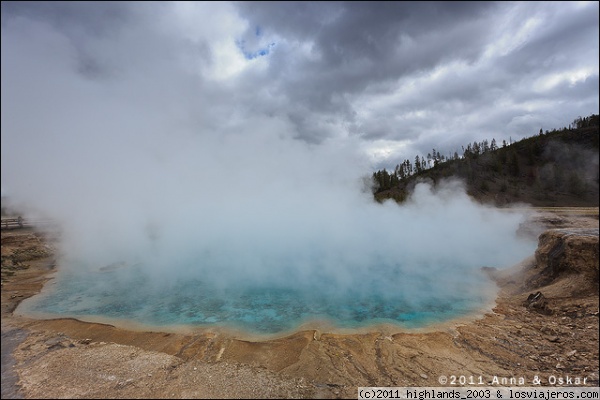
[[372, 137, 507, 191], [371, 113, 599, 207]]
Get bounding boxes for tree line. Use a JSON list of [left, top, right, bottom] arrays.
[[372, 113, 599, 194]]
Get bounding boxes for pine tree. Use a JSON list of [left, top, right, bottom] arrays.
[[490, 138, 497, 151]]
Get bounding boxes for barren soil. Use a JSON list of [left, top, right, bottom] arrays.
[[1, 209, 598, 399]]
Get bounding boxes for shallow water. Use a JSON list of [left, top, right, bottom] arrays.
[[19, 261, 496, 335]]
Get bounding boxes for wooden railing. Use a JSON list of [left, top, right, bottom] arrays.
[[1, 217, 56, 230], [1, 217, 25, 229]]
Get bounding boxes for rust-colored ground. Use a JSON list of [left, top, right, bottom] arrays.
[[1, 209, 598, 398]]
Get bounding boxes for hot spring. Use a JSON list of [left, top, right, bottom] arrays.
[[17, 181, 537, 336], [20, 258, 498, 335]]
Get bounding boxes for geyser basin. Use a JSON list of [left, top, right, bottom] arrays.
[[22, 258, 500, 335]]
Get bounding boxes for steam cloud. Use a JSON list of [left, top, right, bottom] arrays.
[[1, 7, 536, 330]]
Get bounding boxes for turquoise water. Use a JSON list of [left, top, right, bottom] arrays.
[[21, 262, 493, 335]]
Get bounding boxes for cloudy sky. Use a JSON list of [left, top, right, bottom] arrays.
[[1, 1, 598, 177]]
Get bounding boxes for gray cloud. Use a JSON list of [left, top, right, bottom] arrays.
[[235, 1, 598, 161], [234, 2, 500, 143], [2, 1, 597, 165]]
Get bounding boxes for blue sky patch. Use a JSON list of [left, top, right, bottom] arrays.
[[236, 39, 276, 60]]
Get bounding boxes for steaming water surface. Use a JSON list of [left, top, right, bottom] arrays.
[[21, 257, 506, 335]]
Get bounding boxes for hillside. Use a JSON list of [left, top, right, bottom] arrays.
[[373, 115, 599, 207]]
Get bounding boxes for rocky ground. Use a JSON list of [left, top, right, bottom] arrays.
[[1, 209, 598, 399]]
